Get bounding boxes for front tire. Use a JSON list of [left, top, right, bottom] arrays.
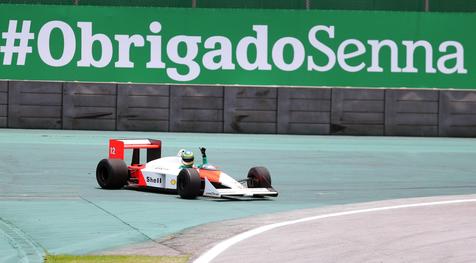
[[96, 159, 129, 189], [247, 166, 272, 188], [177, 168, 201, 199]]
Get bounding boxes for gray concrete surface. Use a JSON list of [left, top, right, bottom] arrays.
[[208, 195, 476, 263]]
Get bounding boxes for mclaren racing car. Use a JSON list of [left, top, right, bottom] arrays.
[[95, 139, 278, 199]]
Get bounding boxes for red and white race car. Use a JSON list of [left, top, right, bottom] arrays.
[[96, 139, 278, 199]]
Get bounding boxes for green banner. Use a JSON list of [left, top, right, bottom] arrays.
[[0, 4, 474, 89]]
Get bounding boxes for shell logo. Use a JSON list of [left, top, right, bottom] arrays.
[[170, 179, 176, 185]]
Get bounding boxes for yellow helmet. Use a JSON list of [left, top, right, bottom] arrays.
[[181, 150, 194, 166]]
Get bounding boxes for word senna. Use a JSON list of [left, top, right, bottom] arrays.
[[29, 21, 468, 81]]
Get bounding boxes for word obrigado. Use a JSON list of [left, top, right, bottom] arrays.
[[4, 20, 467, 81]]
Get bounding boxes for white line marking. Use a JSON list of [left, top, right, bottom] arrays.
[[193, 198, 476, 263]]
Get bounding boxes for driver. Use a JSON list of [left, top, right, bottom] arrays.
[[178, 147, 208, 168], [179, 150, 194, 168]]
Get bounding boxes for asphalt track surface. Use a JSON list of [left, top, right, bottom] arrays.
[[1, 129, 476, 262], [192, 195, 476, 263]]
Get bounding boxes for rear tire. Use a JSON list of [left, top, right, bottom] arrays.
[[247, 166, 272, 188], [96, 159, 129, 189], [177, 168, 201, 199]]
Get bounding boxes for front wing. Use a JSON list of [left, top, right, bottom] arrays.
[[203, 178, 278, 198]]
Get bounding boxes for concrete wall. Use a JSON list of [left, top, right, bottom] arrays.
[[8, 81, 62, 129], [331, 89, 385, 135], [439, 91, 476, 137], [117, 84, 169, 131], [0, 82, 7, 128], [278, 88, 330, 135], [2, 80, 476, 137], [385, 90, 439, 136], [225, 87, 277, 134], [171, 86, 223, 133], [63, 83, 117, 130]]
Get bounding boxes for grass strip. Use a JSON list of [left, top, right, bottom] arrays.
[[45, 255, 190, 263]]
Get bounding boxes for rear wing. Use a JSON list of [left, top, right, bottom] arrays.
[[109, 139, 162, 165]]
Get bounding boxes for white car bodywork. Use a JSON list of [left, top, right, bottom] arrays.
[[139, 156, 277, 198]]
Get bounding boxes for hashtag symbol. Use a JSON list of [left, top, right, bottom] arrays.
[[0, 20, 35, 66]]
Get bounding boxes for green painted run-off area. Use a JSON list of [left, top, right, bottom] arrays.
[[0, 129, 476, 262]]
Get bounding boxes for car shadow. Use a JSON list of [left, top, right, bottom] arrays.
[[124, 186, 178, 195], [194, 196, 274, 202]]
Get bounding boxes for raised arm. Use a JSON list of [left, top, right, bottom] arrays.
[[199, 147, 207, 165]]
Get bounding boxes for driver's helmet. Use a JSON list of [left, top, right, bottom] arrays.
[[180, 150, 194, 166]]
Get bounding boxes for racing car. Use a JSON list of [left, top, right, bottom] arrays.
[[95, 139, 278, 199]]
